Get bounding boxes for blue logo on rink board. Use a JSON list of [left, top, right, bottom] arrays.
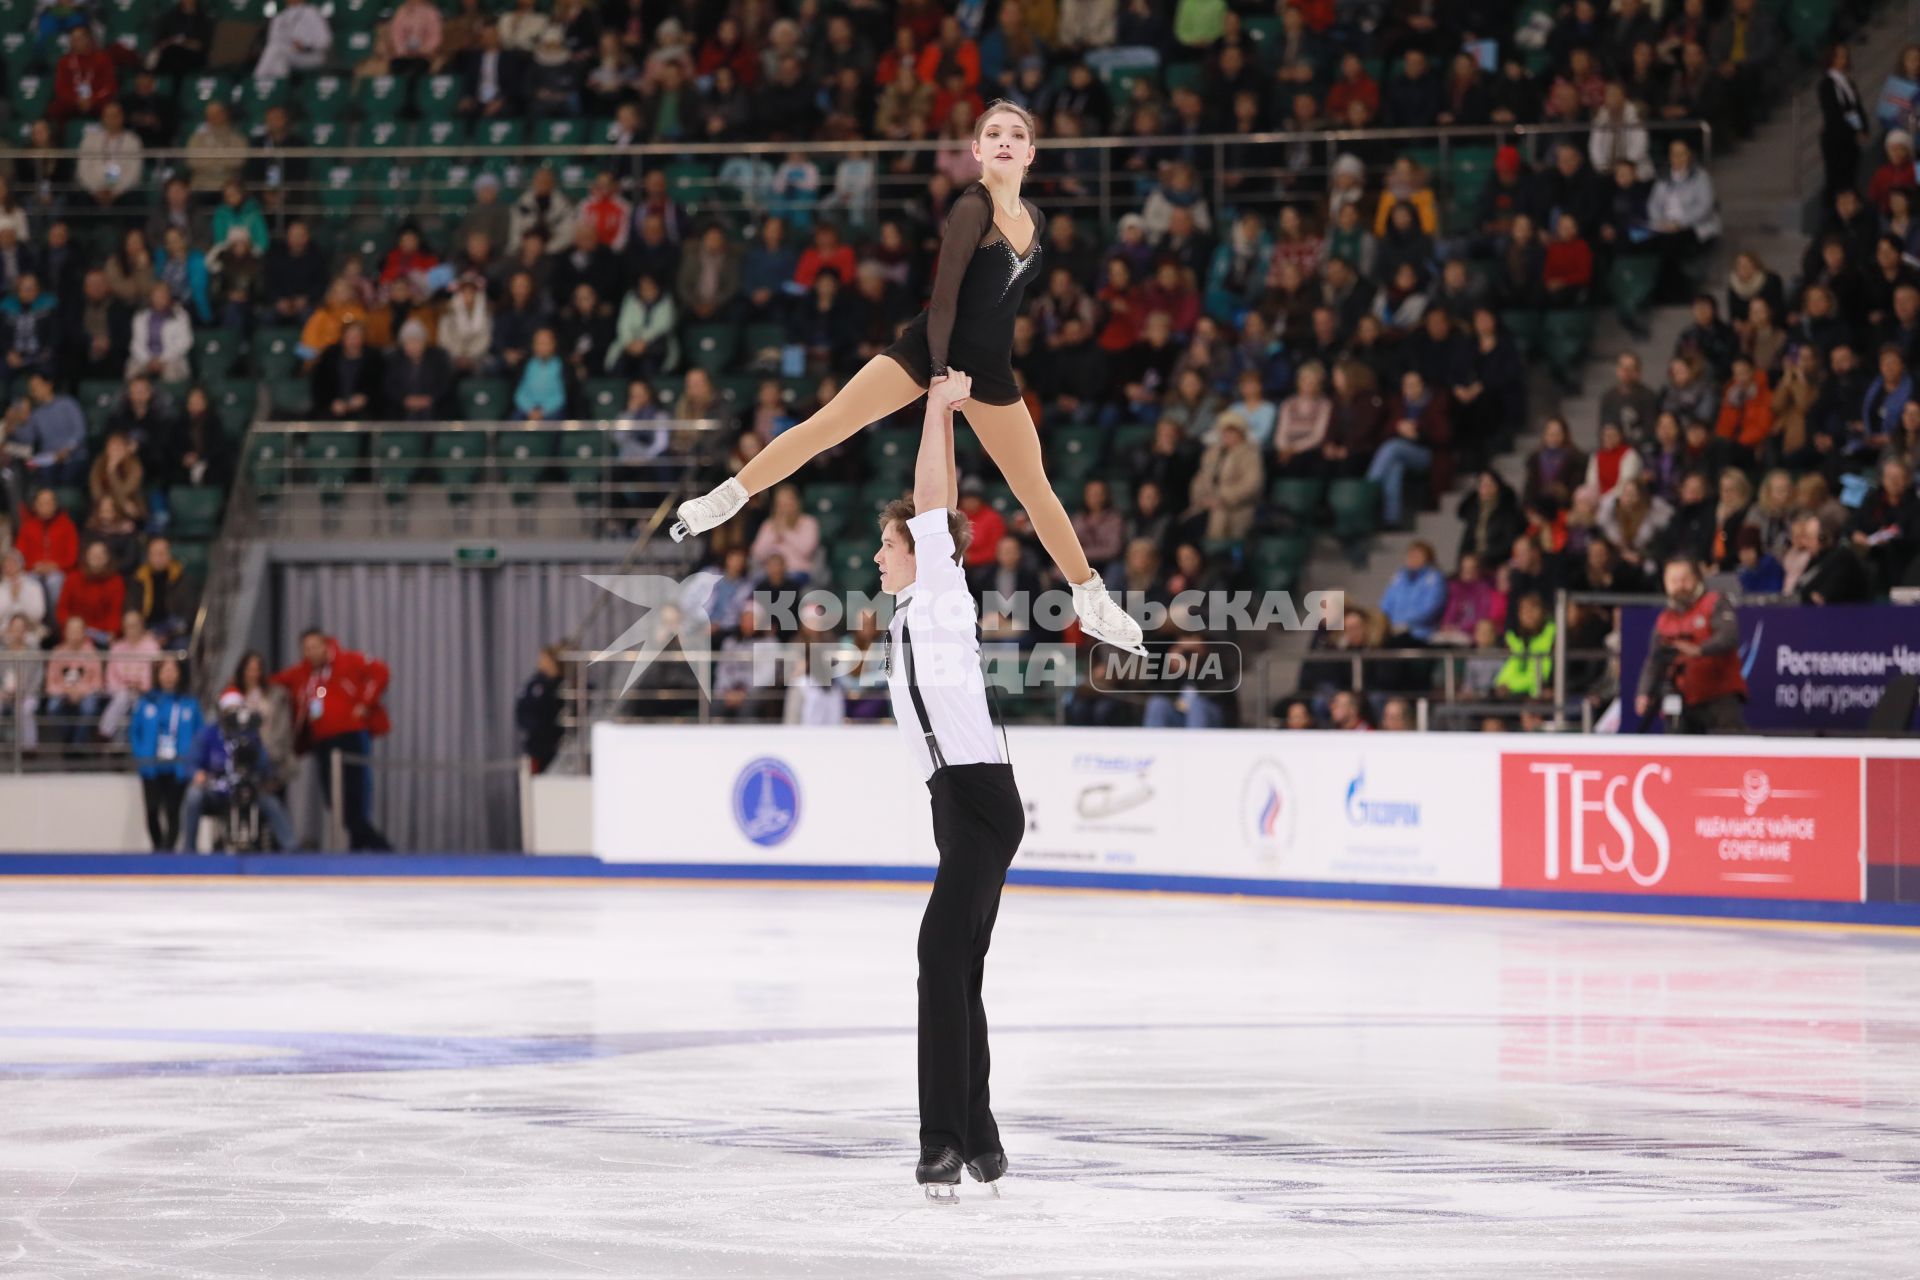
[[1345, 762, 1421, 829], [732, 757, 800, 846]]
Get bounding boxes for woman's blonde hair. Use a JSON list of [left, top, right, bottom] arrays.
[[973, 98, 1039, 149]]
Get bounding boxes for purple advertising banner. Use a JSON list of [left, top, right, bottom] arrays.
[[1618, 604, 1920, 733]]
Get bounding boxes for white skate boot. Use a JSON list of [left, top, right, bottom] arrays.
[[669, 477, 748, 543], [1072, 571, 1148, 655]]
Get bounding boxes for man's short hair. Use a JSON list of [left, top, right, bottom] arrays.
[[879, 497, 970, 565]]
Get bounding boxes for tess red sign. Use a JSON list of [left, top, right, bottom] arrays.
[[1500, 754, 1863, 901]]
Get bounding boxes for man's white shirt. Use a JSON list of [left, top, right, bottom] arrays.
[[885, 508, 1003, 782]]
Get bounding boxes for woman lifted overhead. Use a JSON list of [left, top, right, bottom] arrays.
[[670, 100, 1146, 655]]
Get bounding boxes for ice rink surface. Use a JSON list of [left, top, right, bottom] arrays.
[[2, 879, 1919, 1279]]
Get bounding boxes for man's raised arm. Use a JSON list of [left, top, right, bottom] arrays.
[[914, 370, 971, 517]]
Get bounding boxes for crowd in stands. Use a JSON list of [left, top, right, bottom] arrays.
[[0, 0, 1890, 742]]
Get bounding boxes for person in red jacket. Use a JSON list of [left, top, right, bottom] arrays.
[[1634, 557, 1748, 734], [271, 629, 393, 850], [50, 26, 118, 130], [15, 487, 79, 602], [56, 540, 125, 647]]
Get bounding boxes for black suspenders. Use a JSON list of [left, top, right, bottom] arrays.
[[896, 612, 1011, 772]]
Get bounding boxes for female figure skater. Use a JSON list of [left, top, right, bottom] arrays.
[[669, 100, 1147, 654]]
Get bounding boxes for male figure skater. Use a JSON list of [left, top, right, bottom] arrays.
[[875, 371, 1025, 1202]]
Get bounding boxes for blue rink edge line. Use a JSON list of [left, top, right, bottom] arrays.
[[1, 854, 1918, 928]]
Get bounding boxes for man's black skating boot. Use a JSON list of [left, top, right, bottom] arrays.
[[916, 1144, 963, 1203], [966, 1150, 1007, 1196]]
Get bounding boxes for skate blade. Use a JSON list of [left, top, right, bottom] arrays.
[[1091, 636, 1151, 658], [923, 1183, 959, 1205], [669, 519, 692, 543]]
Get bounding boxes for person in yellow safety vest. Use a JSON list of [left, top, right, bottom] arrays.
[[1494, 591, 1556, 699]]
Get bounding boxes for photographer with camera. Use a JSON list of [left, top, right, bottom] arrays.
[[1634, 556, 1748, 734], [178, 690, 297, 852]]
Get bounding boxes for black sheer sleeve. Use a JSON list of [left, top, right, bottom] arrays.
[[925, 186, 990, 377]]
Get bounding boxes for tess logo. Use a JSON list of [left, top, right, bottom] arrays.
[[1524, 760, 1674, 888]]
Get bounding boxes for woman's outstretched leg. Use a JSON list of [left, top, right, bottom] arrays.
[[740, 355, 925, 493], [962, 398, 1092, 583], [674, 355, 925, 541], [963, 398, 1146, 653]]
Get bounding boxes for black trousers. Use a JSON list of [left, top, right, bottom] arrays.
[[918, 761, 1024, 1156], [141, 774, 185, 851], [1676, 694, 1747, 735]]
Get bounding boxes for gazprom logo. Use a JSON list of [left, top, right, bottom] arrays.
[[1344, 763, 1421, 828], [732, 757, 800, 847]]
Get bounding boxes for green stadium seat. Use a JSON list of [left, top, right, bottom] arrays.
[[306, 120, 345, 148], [195, 329, 238, 376], [1111, 421, 1155, 457], [252, 327, 301, 378], [497, 429, 555, 489], [829, 539, 876, 588], [861, 478, 907, 517], [1327, 478, 1378, 541], [208, 379, 256, 439], [1607, 254, 1659, 328], [1785, 0, 1833, 56], [431, 429, 486, 489], [167, 485, 225, 540], [373, 431, 426, 498], [1049, 425, 1105, 479], [458, 379, 510, 420], [1251, 534, 1310, 590], [353, 75, 407, 124], [245, 435, 287, 490], [78, 379, 121, 429], [234, 77, 287, 125], [338, 25, 378, 63], [744, 322, 786, 363], [9, 74, 50, 119], [418, 74, 462, 122], [180, 74, 235, 110], [866, 430, 916, 479], [560, 429, 612, 487], [530, 118, 581, 147], [1501, 309, 1541, 362], [582, 378, 625, 417], [1542, 309, 1594, 383], [299, 75, 350, 125], [473, 118, 525, 149], [663, 160, 713, 203], [171, 539, 212, 581], [983, 480, 1017, 518], [300, 430, 361, 489], [330, 0, 385, 31], [357, 119, 406, 149], [268, 377, 312, 418], [1269, 476, 1324, 522], [685, 323, 739, 373], [805, 482, 855, 540]]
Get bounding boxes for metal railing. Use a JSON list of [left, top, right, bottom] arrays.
[[0, 648, 192, 773], [239, 417, 728, 539], [15, 118, 1711, 245]]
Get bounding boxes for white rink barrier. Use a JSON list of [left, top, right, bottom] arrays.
[[0, 775, 150, 852], [588, 726, 1920, 906]]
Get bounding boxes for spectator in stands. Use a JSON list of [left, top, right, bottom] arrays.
[[1677, 293, 1738, 380], [1183, 415, 1262, 543], [208, 226, 261, 331], [1273, 361, 1331, 478], [1647, 140, 1721, 299], [1142, 632, 1232, 730], [3, 274, 60, 395], [749, 485, 820, 584], [1661, 354, 1719, 428], [514, 327, 569, 420], [437, 273, 491, 378], [1714, 355, 1773, 454], [1543, 213, 1595, 307], [128, 656, 199, 851], [1456, 469, 1523, 568], [151, 0, 215, 77], [308, 319, 381, 421], [1071, 479, 1125, 579], [65, 268, 129, 385], [23, 373, 86, 487], [50, 26, 117, 131], [1869, 130, 1918, 213], [0, 545, 47, 644], [83, 493, 139, 575], [261, 220, 324, 327], [255, 0, 334, 82], [608, 274, 678, 378], [1325, 689, 1372, 731], [384, 320, 453, 421], [185, 102, 248, 197], [1436, 551, 1506, 647], [1587, 421, 1645, 499], [1850, 456, 1920, 589], [155, 227, 212, 327], [1380, 541, 1447, 643], [126, 284, 193, 384], [76, 103, 143, 215], [15, 487, 77, 602], [1862, 345, 1913, 454], [511, 167, 577, 254], [1368, 369, 1447, 528], [223, 651, 293, 780], [388, 0, 444, 76], [0, 612, 40, 746], [970, 536, 1044, 636], [1785, 510, 1869, 603], [44, 615, 105, 748], [1734, 525, 1784, 594], [460, 20, 528, 119], [1523, 416, 1586, 514], [1494, 592, 1554, 701], [1600, 475, 1672, 570], [130, 535, 191, 646], [101, 607, 160, 739], [87, 431, 145, 526]]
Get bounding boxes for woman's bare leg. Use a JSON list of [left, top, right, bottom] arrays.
[[736, 355, 926, 495], [962, 398, 1093, 585]]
